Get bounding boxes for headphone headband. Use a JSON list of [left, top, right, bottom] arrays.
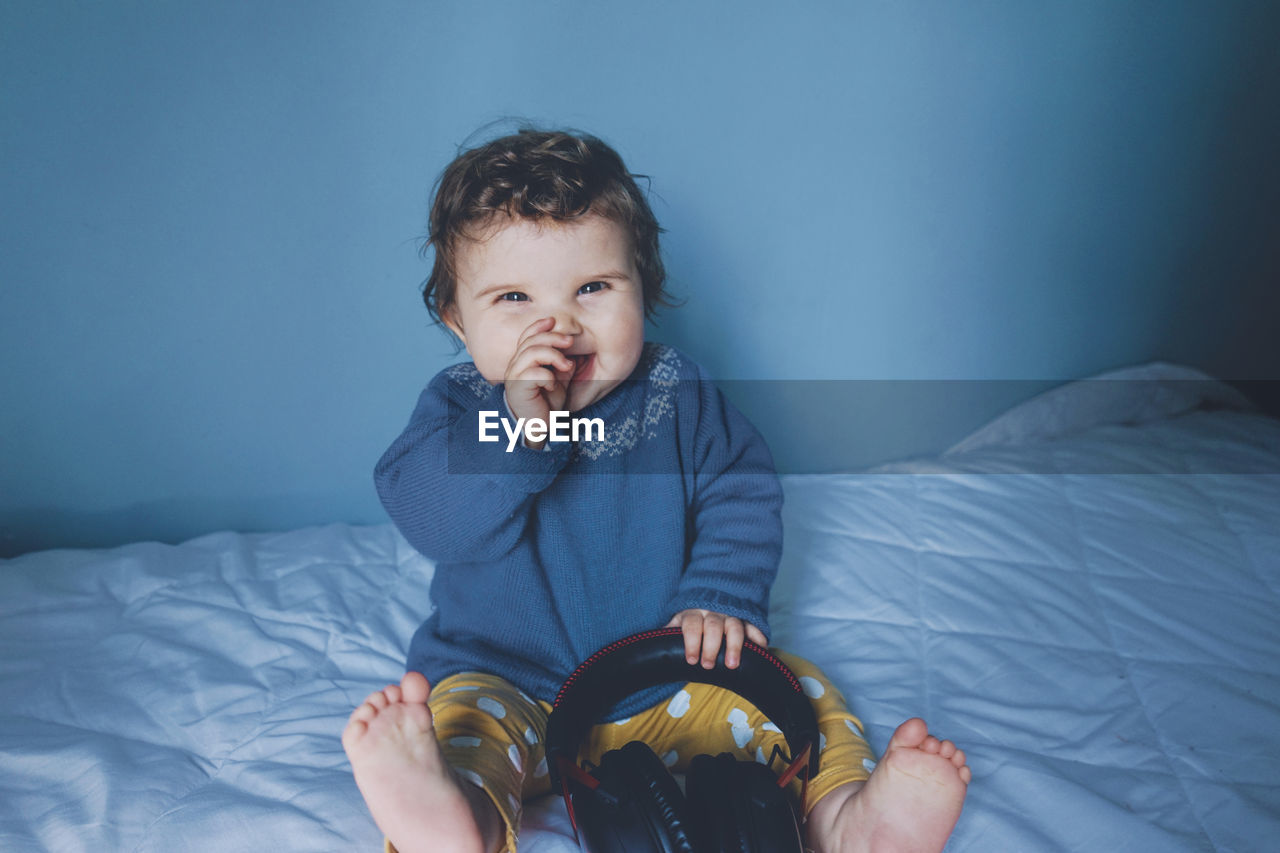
[[545, 628, 820, 790]]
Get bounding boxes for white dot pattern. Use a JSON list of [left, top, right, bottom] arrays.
[[728, 708, 755, 748]]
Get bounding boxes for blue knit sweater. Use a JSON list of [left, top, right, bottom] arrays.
[[374, 343, 783, 720]]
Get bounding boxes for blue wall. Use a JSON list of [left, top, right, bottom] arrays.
[[2, 1, 1277, 555]]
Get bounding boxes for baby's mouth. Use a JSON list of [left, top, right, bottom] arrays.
[[568, 353, 595, 383]]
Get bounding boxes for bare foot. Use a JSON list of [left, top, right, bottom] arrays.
[[341, 672, 502, 853], [808, 718, 970, 853]]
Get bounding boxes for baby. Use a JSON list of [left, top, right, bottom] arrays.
[[343, 126, 970, 853]]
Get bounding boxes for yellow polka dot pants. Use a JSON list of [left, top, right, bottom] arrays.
[[385, 650, 874, 853]]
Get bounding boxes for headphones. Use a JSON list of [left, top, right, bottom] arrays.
[[545, 627, 820, 853]]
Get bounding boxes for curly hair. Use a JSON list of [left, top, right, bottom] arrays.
[[421, 126, 671, 330]]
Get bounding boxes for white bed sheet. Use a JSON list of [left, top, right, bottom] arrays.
[[2, 374, 1278, 852]]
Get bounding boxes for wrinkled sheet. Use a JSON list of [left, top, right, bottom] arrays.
[[3, 381, 1279, 851]]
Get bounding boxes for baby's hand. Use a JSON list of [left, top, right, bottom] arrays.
[[666, 609, 767, 670], [504, 317, 574, 441]]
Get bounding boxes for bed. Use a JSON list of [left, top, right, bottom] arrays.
[[3, 364, 1278, 852]]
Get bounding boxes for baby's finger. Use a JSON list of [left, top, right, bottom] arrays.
[[505, 368, 557, 402], [509, 344, 573, 381], [517, 316, 557, 344], [677, 612, 703, 665], [745, 623, 768, 648], [512, 339, 574, 369], [724, 618, 745, 669], [516, 318, 572, 353], [515, 332, 575, 362], [505, 371, 559, 420], [700, 612, 724, 669]]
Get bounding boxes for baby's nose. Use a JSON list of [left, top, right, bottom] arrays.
[[549, 312, 582, 336]]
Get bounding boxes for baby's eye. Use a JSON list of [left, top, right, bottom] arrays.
[[578, 281, 608, 295], [498, 292, 528, 302]]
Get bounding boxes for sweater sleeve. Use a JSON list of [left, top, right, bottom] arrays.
[[665, 366, 783, 642], [374, 366, 572, 562]]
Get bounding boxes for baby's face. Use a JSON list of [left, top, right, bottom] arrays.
[[444, 213, 646, 413]]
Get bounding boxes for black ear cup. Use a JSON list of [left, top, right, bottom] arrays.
[[684, 753, 804, 853], [575, 740, 697, 853]]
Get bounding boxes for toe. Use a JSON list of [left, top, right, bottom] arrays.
[[404, 698, 435, 734], [350, 701, 379, 724], [401, 671, 430, 704], [341, 718, 368, 751], [921, 736, 942, 755], [952, 747, 967, 768], [383, 683, 403, 704], [888, 718, 929, 750], [365, 689, 390, 711], [959, 765, 972, 785], [939, 740, 956, 759]]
